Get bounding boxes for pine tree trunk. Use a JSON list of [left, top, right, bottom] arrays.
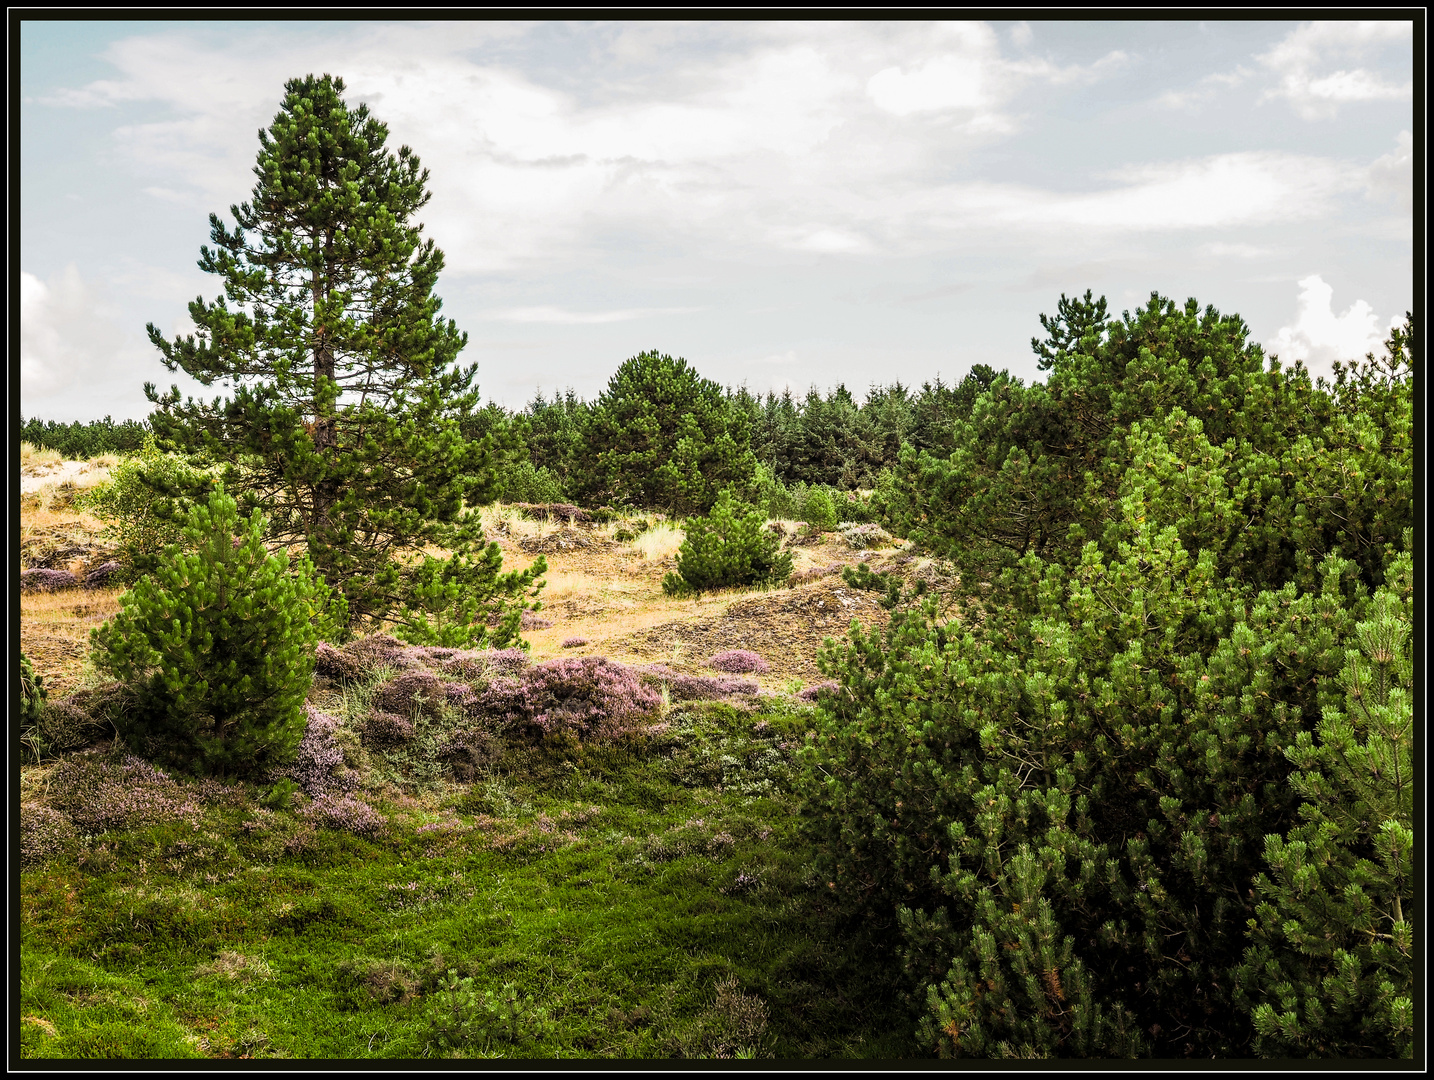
[[311, 255, 339, 559]]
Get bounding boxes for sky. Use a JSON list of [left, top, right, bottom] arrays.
[[18, 18, 1416, 422]]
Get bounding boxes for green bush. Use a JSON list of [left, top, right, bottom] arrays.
[[501, 460, 568, 504], [802, 488, 838, 533], [89, 486, 339, 777], [800, 300, 1414, 1059], [663, 490, 793, 596], [77, 435, 214, 582]]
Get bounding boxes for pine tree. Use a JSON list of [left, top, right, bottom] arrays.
[[663, 489, 792, 596], [143, 74, 538, 636], [90, 486, 337, 777], [1236, 547, 1414, 1058], [582, 351, 755, 514]]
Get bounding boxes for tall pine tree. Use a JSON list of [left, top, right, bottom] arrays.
[[144, 74, 543, 641]]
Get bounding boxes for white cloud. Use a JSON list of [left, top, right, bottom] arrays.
[[1267, 274, 1400, 379], [1367, 130, 1413, 214], [866, 22, 1123, 119], [483, 305, 702, 324], [1202, 242, 1272, 259], [20, 264, 212, 421], [21, 266, 151, 417], [1256, 21, 1412, 119]]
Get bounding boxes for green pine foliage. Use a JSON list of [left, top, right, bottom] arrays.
[[143, 74, 533, 635], [663, 490, 793, 597], [1235, 547, 1414, 1058], [583, 351, 756, 515], [802, 488, 838, 533], [90, 487, 338, 777], [76, 435, 215, 582], [799, 298, 1414, 1059], [19, 652, 48, 762], [389, 548, 547, 651]]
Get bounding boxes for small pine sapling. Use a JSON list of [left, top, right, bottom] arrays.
[[90, 486, 338, 777], [663, 489, 793, 596]]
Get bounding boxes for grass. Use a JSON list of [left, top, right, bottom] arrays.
[[20, 701, 917, 1060], [629, 523, 684, 563], [19, 489, 922, 1060]]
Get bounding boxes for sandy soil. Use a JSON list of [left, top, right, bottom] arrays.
[[20, 492, 936, 698], [20, 460, 109, 494]]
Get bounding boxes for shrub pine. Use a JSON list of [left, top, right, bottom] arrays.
[[662, 490, 793, 596], [77, 434, 214, 582], [90, 486, 338, 777], [802, 488, 838, 533]]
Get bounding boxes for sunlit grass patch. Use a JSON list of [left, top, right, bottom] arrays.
[[629, 522, 684, 562]]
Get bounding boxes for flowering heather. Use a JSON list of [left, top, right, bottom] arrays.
[[436, 647, 530, 682], [361, 710, 416, 747], [339, 633, 422, 673], [372, 670, 474, 717], [562, 637, 588, 648], [788, 562, 845, 587], [20, 568, 78, 593], [46, 754, 200, 834], [840, 523, 894, 550], [521, 612, 555, 630], [34, 696, 106, 753], [641, 665, 760, 702], [707, 650, 769, 675], [797, 680, 840, 702], [83, 561, 123, 589], [21, 803, 78, 866], [480, 657, 661, 739], [314, 642, 364, 682], [299, 793, 386, 837], [511, 502, 590, 523], [272, 706, 355, 798]]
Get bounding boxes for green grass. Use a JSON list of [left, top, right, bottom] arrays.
[[20, 700, 918, 1060]]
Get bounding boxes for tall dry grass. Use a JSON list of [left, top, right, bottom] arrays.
[[629, 522, 684, 562]]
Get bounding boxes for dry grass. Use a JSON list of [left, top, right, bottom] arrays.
[[629, 522, 684, 562], [20, 442, 61, 468]]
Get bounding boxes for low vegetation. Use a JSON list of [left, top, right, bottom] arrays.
[[19, 67, 1413, 1061]]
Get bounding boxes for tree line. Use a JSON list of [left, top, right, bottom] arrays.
[[27, 72, 1410, 1060]]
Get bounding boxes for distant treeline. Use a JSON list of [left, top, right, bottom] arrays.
[[19, 416, 152, 459], [21, 359, 1002, 517], [462, 361, 1005, 512]]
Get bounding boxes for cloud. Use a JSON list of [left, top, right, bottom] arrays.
[[20, 266, 157, 419], [482, 305, 702, 324], [1367, 130, 1413, 214], [1256, 21, 1412, 119], [1201, 242, 1273, 259], [1266, 274, 1400, 380], [32, 23, 1150, 271], [865, 22, 1123, 119]]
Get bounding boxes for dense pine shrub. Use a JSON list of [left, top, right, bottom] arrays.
[[802, 488, 838, 533], [89, 487, 341, 778], [77, 435, 215, 582], [800, 298, 1415, 1059], [663, 490, 794, 596]]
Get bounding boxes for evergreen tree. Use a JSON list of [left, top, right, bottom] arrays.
[[143, 74, 537, 635], [90, 487, 337, 777], [1235, 547, 1414, 1058], [801, 301, 1415, 1059], [583, 351, 755, 514], [663, 489, 793, 596]]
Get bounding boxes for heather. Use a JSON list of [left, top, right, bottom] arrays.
[[20, 650, 912, 1060]]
